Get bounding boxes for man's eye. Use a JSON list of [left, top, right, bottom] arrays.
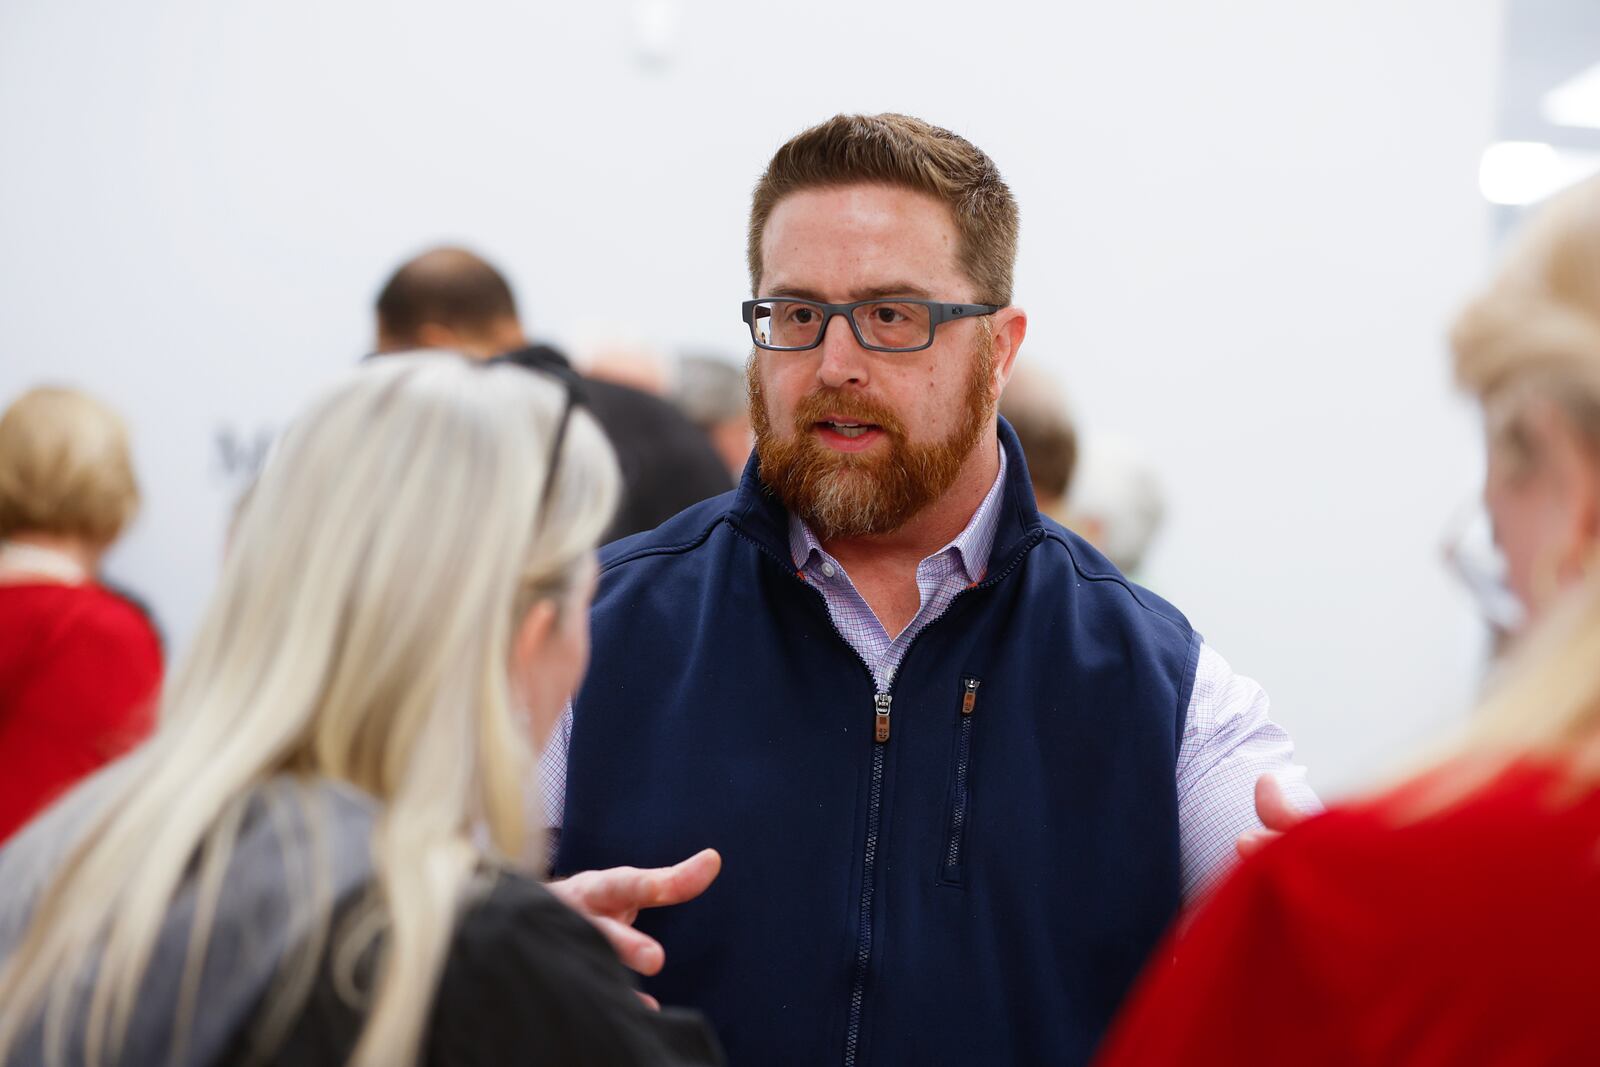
[[786, 307, 816, 324], [873, 306, 907, 323]]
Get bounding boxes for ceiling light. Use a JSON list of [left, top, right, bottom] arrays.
[[1478, 141, 1600, 206], [1542, 61, 1600, 129]]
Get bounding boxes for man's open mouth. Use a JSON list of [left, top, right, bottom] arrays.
[[817, 420, 879, 440]]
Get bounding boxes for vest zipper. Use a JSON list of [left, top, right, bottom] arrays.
[[742, 529, 1044, 1066], [943, 678, 980, 880], [844, 695, 888, 1067]]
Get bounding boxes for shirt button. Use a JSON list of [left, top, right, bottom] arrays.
[[821, 562, 837, 578]]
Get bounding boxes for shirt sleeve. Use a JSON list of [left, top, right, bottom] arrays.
[[1174, 643, 1320, 900], [30, 593, 163, 763]]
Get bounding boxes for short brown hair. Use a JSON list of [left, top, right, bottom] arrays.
[[0, 386, 140, 544], [1000, 366, 1078, 501], [747, 114, 1020, 305], [1001, 394, 1078, 502]]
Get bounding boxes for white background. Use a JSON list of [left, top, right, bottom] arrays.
[[0, 0, 1505, 795]]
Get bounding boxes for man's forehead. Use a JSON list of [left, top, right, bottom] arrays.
[[758, 184, 962, 295]]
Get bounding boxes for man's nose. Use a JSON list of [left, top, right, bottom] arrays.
[[816, 312, 868, 388]]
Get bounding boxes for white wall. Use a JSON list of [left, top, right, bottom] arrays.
[[0, 0, 1503, 796]]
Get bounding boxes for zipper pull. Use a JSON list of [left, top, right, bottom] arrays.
[[874, 693, 892, 743], [961, 677, 980, 716]]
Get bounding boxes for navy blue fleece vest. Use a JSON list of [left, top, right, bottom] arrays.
[[556, 421, 1201, 1066]]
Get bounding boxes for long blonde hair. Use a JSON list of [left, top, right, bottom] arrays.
[[0, 354, 619, 1066], [1448, 175, 1600, 784]]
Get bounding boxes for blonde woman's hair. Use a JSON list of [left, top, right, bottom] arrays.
[[1446, 174, 1600, 787], [0, 386, 139, 545], [0, 354, 619, 1066]]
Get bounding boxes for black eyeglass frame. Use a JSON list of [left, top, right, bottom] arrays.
[[741, 298, 1004, 353], [483, 354, 587, 521]]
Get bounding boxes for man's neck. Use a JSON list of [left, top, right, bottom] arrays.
[[819, 429, 1001, 579]]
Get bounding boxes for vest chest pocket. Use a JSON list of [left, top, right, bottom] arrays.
[[938, 676, 981, 886]]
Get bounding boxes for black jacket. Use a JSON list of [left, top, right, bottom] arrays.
[[0, 777, 722, 1067], [261, 873, 725, 1067], [500, 345, 732, 542]]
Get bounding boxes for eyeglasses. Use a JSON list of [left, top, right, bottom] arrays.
[[362, 347, 588, 529], [1440, 498, 1525, 633], [742, 298, 1002, 353], [484, 354, 588, 522]]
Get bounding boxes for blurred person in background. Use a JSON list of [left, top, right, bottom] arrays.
[[580, 338, 673, 396], [0, 357, 723, 1067], [1096, 175, 1600, 1065], [551, 113, 1316, 1066], [999, 364, 1078, 520], [999, 367, 1165, 580], [0, 386, 161, 844], [672, 354, 754, 479], [373, 247, 731, 541], [1065, 434, 1166, 582]]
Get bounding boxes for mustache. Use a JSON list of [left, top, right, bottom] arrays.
[[791, 388, 907, 439]]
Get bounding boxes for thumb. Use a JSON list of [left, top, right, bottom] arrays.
[[1254, 773, 1306, 833], [649, 848, 722, 908]]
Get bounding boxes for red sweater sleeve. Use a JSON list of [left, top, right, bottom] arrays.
[[1093, 818, 1367, 1066], [1096, 766, 1600, 1066]]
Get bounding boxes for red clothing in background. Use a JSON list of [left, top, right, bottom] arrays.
[[1096, 762, 1600, 1066], [0, 582, 161, 842]]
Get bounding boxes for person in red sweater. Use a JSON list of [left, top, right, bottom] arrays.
[[0, 386, 161, 843], [1097, 176, 1600, 1066]]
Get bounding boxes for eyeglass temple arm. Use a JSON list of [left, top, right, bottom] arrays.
[[932, 302, 1005, 324]]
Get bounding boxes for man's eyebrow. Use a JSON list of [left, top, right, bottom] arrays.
[[762, 284, 826, 300], [850, 283, 934, 300], [759, 283, 936, 301]]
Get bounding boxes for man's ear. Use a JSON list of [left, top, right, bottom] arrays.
[[485, 315, 528, 354], [990, 306, 1027, 395], [415, 322, 465, 352]]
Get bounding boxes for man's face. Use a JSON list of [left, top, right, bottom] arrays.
[[748, 183, 1003, 539]]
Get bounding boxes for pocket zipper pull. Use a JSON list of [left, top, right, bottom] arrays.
[[961, 677, 980, 716], [874, 693, 892, 743]]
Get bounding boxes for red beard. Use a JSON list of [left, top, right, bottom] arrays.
[[747, 337, 996, 541]]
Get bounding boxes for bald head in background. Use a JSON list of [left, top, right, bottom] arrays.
[[374, 247, 529, 357], [369, 245, 734, 541]]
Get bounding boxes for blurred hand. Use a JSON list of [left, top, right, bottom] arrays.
[[1234, 774, 1307, 859], [547, 848, 722, 992]]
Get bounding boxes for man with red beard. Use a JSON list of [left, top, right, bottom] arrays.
[[548, 114, 1318, 1066]]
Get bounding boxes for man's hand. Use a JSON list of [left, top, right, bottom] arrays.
[[547, 848, 722, 984], [1234, 774, 1307, 859]]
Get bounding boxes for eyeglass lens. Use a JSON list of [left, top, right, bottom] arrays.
[[750, 300, 933, 351]]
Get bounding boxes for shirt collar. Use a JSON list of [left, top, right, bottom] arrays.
[[788, 441, 1009, 585]]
